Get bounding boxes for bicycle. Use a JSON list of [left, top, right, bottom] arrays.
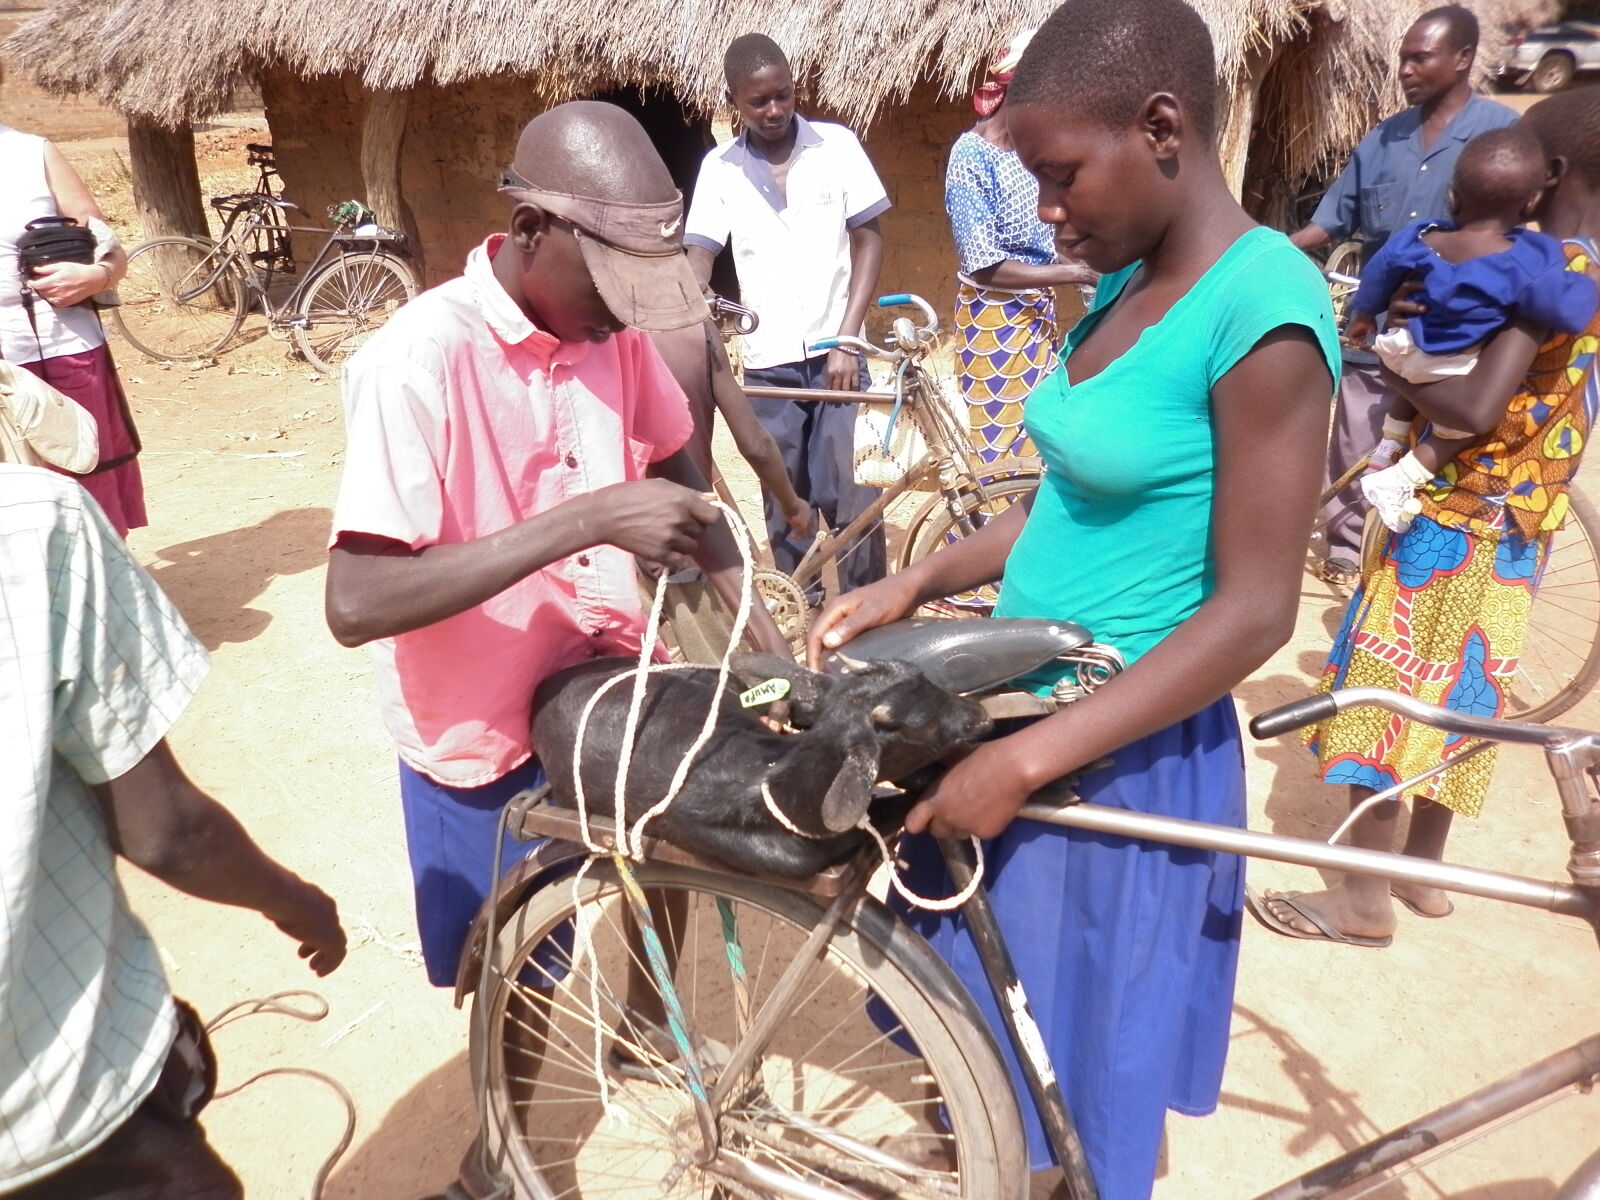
[[112, 145, 418, 374], [1314, 251, 1600, 724], [737, 294, 1042, 649], [455, 617, 1600, 1199]]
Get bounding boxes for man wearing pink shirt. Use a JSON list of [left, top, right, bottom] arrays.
[[325, 102, 786, 986]]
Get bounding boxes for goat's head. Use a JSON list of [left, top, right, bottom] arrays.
[[735, 652, 993, 834]]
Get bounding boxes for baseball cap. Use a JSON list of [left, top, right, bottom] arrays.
[[499, 167, 710, 333]]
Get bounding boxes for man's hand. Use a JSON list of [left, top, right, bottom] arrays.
[[783, 501, 817, 545], [267, 879, 348, 977], [806, 574, 919, 668], [592, 479, 722, 573], [824, 347, 862, 393], [904, 740, 1037, 840], [29, 260, 109, 308], [1344, 311, 1377, 347]]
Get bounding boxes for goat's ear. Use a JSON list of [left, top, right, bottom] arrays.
[[820, 736, 879, 833], [728, 652, 832, 712]]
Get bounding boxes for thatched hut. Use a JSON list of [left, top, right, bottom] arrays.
[[3, 0, 1553, 308]]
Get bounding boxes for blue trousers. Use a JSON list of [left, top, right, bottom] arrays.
[[741, 356, 887, 592], [398, 756, 547, 986]]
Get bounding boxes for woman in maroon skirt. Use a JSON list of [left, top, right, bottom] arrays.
[[1, 121, 144, 535]]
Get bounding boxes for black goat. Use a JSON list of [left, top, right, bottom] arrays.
[[531, 652, 993, 878]]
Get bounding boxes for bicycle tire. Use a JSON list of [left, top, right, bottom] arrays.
[[1514, 486, 1600, 723], [474, 859, 1029, 1199], [291, 250, 417, 374], [1356, 489, 1600, 724], [112, 236, 247, 361], [1325, 239, 1362, 330], [898, 469, 1041, 614]]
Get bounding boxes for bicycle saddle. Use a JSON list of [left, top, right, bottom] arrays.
[[822, 617, 1092, 695]]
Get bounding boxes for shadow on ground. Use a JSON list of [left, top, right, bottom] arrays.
[[147, 506, 330, 648], [324, 1052, 475, 1200]]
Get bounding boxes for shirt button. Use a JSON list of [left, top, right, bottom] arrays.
[[565, 452, 578, 468], [590, 628, 603, 638], [1409, 212, 1417, 218], [576, 554, 590, 567], [1420, 164, 1428, 172]]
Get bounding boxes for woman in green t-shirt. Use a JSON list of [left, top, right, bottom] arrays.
[[808, 0, 1338, 1195]]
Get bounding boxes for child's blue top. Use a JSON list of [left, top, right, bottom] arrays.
[[1352, 218, 1598, 353]]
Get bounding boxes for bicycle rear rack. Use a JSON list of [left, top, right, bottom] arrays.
[[513, 795, 866, 900]]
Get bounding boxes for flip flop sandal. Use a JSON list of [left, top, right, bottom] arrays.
[[606, 1019, 731, 1086], [1319, 556, 1361, 586], [1393, 890, 1454, 919], [1244, 887, 1393, 948]]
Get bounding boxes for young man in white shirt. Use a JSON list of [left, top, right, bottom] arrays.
[[684, 33, 891, 592]]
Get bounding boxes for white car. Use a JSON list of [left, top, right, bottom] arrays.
[[1496, 21, 1600, 92]]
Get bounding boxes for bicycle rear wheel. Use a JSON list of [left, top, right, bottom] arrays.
[[898, 470, 1041, 614], [1325, 239, 1362, 329], [112, 236, 247, 361], [475, 859, 1028, 1198], [1510, 487, 1600, 723], [291, 250, 417, 374]]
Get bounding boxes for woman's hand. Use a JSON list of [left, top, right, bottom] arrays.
[[904, 740, 1038, 839], [29, 260, 110, 309], [1384, 278, 1427, 327], [806, 573, 920, 667]]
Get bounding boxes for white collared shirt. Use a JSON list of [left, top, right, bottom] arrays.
[[685, 117, 890, 370]]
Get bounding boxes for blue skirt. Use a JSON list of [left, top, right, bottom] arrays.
[[892, 697, 1246, 1197]]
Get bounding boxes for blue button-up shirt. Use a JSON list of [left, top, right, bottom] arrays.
[[1312, 94, 1518, 263]]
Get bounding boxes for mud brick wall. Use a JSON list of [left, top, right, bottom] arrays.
[[852, 79, 972, 330], [260, 71, 974, 321]]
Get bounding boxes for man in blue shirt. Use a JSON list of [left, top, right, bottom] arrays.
[[1289, 4, 1516, 582]]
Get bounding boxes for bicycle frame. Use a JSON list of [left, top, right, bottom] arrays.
[[1001, 690, 1600, 1199], [476, 681, 1600, 1199], [214, 204, 368, 325], [743, 371, 1007, 593]]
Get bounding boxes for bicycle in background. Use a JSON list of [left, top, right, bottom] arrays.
[[113, 144, 419, 374]]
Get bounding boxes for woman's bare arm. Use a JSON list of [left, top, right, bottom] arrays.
[[33, 140, 127, 307], [1383, 317, 1543, 436]]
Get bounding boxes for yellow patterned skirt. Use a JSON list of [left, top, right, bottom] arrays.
[[954, 281, 1057, 463], [1305, 514, 1549, 817]]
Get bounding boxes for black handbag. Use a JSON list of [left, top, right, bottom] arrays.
[[16, 216, 97, 276]]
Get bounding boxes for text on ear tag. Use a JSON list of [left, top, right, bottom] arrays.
[[739, 678, 792, 708]]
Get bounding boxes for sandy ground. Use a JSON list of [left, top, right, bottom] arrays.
[[4, 40, 1599, 1199]]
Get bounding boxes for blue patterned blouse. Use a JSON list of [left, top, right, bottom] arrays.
[[945, 130, 1057, 277]]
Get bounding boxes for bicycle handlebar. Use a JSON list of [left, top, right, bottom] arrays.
[[1250, 687, 1584, 747], [807, 334, 899, 361], [807, 293, 940, 361]]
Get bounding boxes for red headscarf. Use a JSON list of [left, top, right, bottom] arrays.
[[971, 27, 1036, 117]]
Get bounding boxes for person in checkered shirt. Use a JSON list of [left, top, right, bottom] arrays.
[[0, 465, 346, 1199]]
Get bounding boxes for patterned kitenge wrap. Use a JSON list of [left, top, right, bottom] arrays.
[[1308, 239, 1599, 816], [955, 281, 1057, 462]]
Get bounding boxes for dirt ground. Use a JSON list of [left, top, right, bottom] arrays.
[[4, 42, 1599, 1200]]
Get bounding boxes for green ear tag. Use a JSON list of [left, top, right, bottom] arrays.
[[739, 678, 792, 708]]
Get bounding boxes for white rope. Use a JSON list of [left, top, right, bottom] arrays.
[[760, 780, 986, 913], [563, 496, 985, 1116]]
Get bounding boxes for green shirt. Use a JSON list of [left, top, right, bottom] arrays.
[[994, 227, 1340, 690]]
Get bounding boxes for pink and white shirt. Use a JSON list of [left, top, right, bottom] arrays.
[[331, 234, 694, 786]]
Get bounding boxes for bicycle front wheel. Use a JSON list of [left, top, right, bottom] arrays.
[[291, 250, 417, 374], [1510, 487, 1600, 723], [899, 469, 1041, 614], [113, 236, 247, 361], [475, 859, 1028, 1198]]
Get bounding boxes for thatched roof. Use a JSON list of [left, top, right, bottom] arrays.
[[3, 0, 1554, 187]]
